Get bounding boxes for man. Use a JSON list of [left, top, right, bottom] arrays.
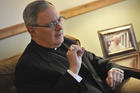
[[15, 1, 124, 93], [109, 36, 125, 53]]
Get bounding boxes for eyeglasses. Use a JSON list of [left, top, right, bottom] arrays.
[[32, 16, 64, 28]]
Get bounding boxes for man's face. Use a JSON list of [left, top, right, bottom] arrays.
[[31, 5, 64, 48], [114, 37, 120, 45]]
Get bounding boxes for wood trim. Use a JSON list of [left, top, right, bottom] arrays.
[[0, 23, 27, 40], [60, 0, 124, 19], [0, 0, 124, 40]]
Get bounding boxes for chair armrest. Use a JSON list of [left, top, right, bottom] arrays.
[[115, 66, 140, 93], [117, 77, 140, 93]]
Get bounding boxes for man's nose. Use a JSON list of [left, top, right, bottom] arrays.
[[55, 22, 63, 31]]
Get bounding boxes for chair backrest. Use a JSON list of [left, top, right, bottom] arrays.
[[0, 54, 21, 93]]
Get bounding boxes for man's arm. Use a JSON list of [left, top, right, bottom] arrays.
[[82, 51, 119, 78], [15, 55, 82, 93], [16, 71, 81, 93], [82, 51, 124, 89]]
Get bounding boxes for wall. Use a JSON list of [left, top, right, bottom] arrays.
[[0, 0, 95, 28], [0, 0, 33, 60], [64, 0, 140, 57], [0, 0, 140, 60]]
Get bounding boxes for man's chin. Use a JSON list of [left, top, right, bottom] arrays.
[[54, 42, 62, 48], [55, 39, 64, 48]]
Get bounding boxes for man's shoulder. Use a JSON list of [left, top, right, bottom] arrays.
[[16, 42, 39, 66]]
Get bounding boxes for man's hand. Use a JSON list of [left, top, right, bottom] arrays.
[[67, 45, 85, 74], [106, 68, 124, 89]]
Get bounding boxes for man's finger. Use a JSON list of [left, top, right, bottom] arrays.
[[107, 71, 114, 88], [119, 72, 124, 83], [115, 71, 121, 87], [112, 70, 117, 89]]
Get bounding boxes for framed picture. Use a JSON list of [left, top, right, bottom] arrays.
[[110, 53, 139, 69], [98, 24, 138, 58]]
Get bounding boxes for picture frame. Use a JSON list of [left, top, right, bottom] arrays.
[[98, 24, 138, 58], [110, 53, 139, 69]]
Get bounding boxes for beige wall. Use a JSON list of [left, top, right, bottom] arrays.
[[64, 0, 140, 57], [0, 0, 31, 60], [0, 0, 140, 60]]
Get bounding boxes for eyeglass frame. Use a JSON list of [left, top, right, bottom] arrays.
[[32, 16, 64, 28]]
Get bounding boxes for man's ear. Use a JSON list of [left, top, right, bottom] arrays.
[[28, 26, 34, 34], [27, 26, 36, 37]]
